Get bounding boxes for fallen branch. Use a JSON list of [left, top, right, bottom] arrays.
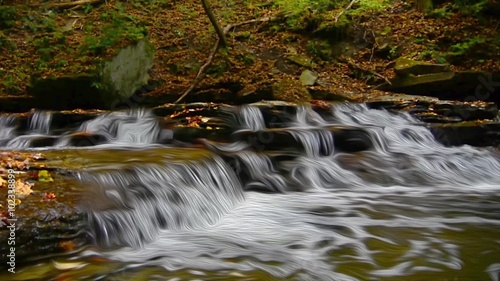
[[334, 0, 359, 22], [47, 0, 103, 9], [174, 38, 221, 104], [202, 0, 227, 47], [223, 15, 278, 33], [174, 14, 282, 104]]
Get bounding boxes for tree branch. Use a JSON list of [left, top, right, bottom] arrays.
[[174, 38, 221, 104], [334, 0, 359, 22], [47, 0, 103, 9], [174, 14, 282, 104], [201, 0, 227, 48]]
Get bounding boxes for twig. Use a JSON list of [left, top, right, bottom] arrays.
[[223, 16, 277, 33], [334, 0, 359, 22], [174, 39, 221, 104], [47, 0, 103, 9], [174, 14, 282, 104]]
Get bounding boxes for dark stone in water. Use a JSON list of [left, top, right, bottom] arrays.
[[367, 99, 498, 123], [172, 127, 233, 143], [430, 122, 500, 147], [31, 136, 58, 147], [233, 127, 372, 154], [50, 112, 100, 132], [65, 133, 108, 146]]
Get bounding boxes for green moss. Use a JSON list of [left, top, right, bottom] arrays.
[[0, 6, 16, 29]]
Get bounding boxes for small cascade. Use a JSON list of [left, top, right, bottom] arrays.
[[237, 105, 266, 131], [80, 156, 244, 248], [77, 108, 161, 144], [0, 115, 17, 146], [331, 103, 500, 186], [292, 105, 329, 127], [28, 110, 52, 134], [229, 151, 287, 192]]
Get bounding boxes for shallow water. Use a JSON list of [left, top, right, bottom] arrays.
[[1, 104, 499, 280]]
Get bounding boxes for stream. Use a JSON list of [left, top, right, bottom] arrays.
[[1, 103, 500, 280]]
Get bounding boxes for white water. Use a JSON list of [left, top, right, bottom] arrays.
[[1, 105, 499, 279], [71, 104, 500, 280]]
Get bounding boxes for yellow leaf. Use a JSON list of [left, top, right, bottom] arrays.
[[38, 170, 54, 182]]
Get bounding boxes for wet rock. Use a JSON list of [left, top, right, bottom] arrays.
[[233, 127, 372, 154], [382, 71, 500, 104], [28, 39, 155, 109], [63, 132, 108, 146], [31, 136, 58, 147], [429, 122, 500, 147], [172, 127, 233, 143], [366, 95, 498, 123]]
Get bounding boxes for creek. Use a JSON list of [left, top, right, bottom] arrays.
[[0, 103, 499, 280]]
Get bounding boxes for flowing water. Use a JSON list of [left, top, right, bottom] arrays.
[[1, 103, 500, 281]]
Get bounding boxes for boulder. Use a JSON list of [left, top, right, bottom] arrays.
[[394, 58, 450, 76], [300, 70, 318, 86], [28, 39, 155, 109], [382, 71, 500, 104]]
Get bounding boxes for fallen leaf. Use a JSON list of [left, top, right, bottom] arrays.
[[38, 170, 54, 182], [43, 192, 57, 200], [15, 180, 33, 197]]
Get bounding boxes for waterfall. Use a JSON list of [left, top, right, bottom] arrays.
[[0, 115, 17, 146], [1, 103, 500, 280], [80, 156, 244, 248], [76, 108, 161, 144], [28, 110, 52, 134], [238, 105, 266, 131]]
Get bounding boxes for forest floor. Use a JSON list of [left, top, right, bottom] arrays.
[[0, 0, 499, 105]]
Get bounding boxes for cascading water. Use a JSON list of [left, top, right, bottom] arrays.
[[76, 109, 161, 144], [1, 104, 500, 280], [28, 110, 52, 134]]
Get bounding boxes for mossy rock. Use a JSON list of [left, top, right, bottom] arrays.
[[394, 58, 450, 76], [28, 39, 155, 109], [272, 77, 311, 103]]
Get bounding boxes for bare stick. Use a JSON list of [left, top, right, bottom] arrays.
[[175, 14, 282, 104], [47, 0, 103, 9], [174, 39, 221, 104], [334, 0, 359, 22]]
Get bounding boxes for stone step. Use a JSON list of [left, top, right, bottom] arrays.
[[233, 126, 372, 154]]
